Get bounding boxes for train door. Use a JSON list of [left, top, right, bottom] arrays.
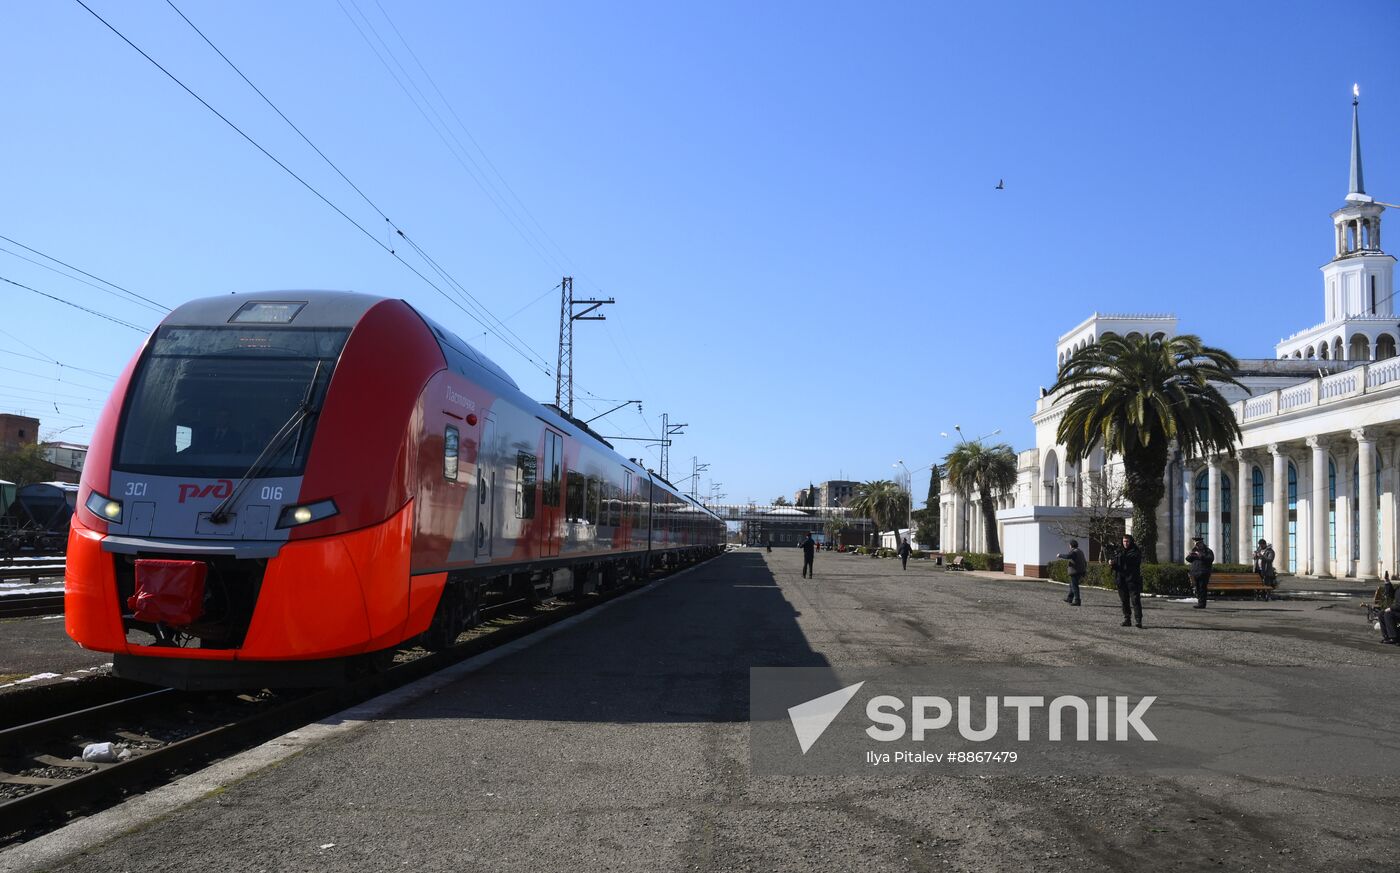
[[474, 416, 496, 562], [541, 429, 563, 557]]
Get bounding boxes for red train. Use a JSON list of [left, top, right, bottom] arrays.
[[66, 291, 723, 688]]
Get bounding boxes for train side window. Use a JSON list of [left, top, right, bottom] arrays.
[[586, 476, 601, 524], [516, 452, 537, 519], [444, 426, 459, 480], [542, 432, 562, 507], [566, 471, 585, 521]]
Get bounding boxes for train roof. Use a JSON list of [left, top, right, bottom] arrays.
[[163, 290, 387, 329], [160, 291, 519, 390]]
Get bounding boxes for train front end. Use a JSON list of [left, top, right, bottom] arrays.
[[66, 292, 444, 688]]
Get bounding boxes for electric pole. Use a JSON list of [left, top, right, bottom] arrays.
[[689, 456, 709, 500], [554, 276, 615, 416], [658, 412, 687, 480]]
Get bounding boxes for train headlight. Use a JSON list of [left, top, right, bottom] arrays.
[[277, 499, 338, 529], [85, 490, 123, 523]]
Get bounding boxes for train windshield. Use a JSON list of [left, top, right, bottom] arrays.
[[115, 326, 349, 478]]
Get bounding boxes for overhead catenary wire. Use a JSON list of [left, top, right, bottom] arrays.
[[0, 233, 170, 314], [75, 0, 555, 380], [0, 329, 117, 380], [367, 0, 578, 273], [2, 272, 147, 332], [335, 0, 564, 276]]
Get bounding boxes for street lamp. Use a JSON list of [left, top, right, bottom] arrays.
[[941, 426, 1001, 444], [893, 461, 913, 540]]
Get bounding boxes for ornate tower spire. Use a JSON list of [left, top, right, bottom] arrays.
[[1347, 83, 1371, 204]]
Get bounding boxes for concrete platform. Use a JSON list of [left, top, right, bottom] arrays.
[[5, 551, 1396, 873]]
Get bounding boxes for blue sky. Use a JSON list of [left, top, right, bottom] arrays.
[[3, 1, 1398, 504]]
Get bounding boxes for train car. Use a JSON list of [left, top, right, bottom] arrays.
[[66, 291, 724, 688], [2, 481, 78, 553]]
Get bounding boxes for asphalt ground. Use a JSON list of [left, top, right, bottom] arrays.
[[0, 615, 108, 691], [6, 550, 1398, 872]]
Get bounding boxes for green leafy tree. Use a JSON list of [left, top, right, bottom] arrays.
[[823, 512, 849, 545], [1050, 332, 1243, 562], [942, 442, 1018, 554], [0, 443, 53, 486], [849, 480, 908, 545], [772, 495, 791, 506]]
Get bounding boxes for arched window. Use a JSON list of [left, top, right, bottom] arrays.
[[1305, 345, 1315, 359], [1319, 342, 1329, 360], [1328, 459, 1336, 562], [1333, 337, 1344, 360], [1251, 466, 1265, 547], [1194, 470, 1209, 545], [1043, 451, 1060, 507], [1221, 473, 1233, 563], [1287, 462, 1298, 572], [1377, 334, 1397, 361], [1351, 334, 1371, 360]]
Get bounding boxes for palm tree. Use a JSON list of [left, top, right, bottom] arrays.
[[849, 480, 907, 547], [1049, 332, 1243, 562], [942, 443, 1018, 554]]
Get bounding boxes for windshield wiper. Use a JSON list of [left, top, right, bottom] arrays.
[[209, 360, 323, 524]]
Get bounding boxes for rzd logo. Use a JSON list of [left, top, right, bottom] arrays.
[[177, 479, 234, 503]]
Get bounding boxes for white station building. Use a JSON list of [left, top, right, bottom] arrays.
[[944, 93, 1400, 582]]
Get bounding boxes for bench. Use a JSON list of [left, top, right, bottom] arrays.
[[947, 555, 967, 571], [1206, 572, 1274, 600]]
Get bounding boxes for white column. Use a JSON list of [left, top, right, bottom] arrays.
[[1356, 428, 1378, 579], [1237, 454, 1252, 564], [1307, 436, 1331, 578], [1271, 444, 1289, 573], [1207, 457, 1222, 558]]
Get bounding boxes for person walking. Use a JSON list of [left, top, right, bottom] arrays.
[[1378, 571, 1398, 644], [1056, 539, 1087, 606], [1253, 539, 1276, 587], [800, 531, 816, 579], [898, 537, 912, 571], [1109, 534, 1143, 628], [1187, 536, 1215, 609]]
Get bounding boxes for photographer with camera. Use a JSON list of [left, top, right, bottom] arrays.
[[1187, 536, 1215, 609], [1108, 534, 1144, 628]]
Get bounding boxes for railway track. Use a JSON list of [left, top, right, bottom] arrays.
[[0, 554, 66, 618], [0, 592, 65, 619], [0, 555, 712, 848]]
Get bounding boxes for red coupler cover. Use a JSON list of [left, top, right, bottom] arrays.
[[128, 559, 207, 626]]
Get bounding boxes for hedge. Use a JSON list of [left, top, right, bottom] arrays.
[[1043, 560, 1254, 597], [948, 552, 1003, 571]]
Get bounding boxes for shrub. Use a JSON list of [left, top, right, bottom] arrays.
[[1047, 559, 1192, 596], [876, 547, 897, 558], [854, 546, 871, 555], [949, 552, 1003, 571], [911, 550, 926, 560], [1213, 563, 1255, 574]]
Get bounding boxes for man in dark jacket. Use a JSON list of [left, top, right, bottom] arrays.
[[1253, 539, 1276, 586], [1187, 536, 1215, 609], [1109, 534, 1143, 628], [898, 537, 912, 571], [1056, 539, 1087, 606], [800, 532, 816, 578]]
